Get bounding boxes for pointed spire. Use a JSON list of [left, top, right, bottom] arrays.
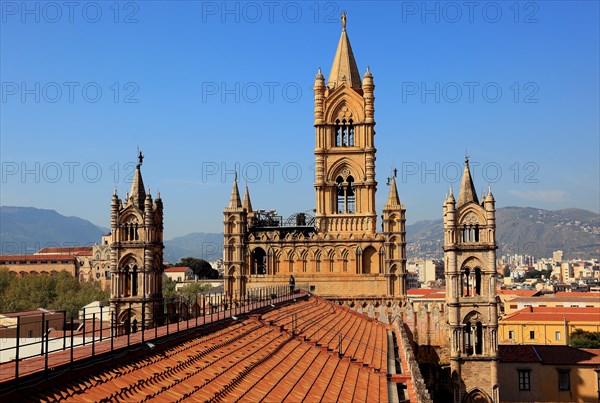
[[242, 183, 253, 213], [316, 67, 324, 79], [457, 156, 479, 206], [486, 184, 495, 202], [228, 176, 242, 209], [386, 176, 401, 207], [129, 150, 146, 209], [327, 11, 361, 90]]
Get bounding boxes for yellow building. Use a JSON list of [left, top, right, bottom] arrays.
[[502, 292, 600, 315], [499, 307, 600, 345], [222, 13, 407, 304], [499, 345, 600, 402]]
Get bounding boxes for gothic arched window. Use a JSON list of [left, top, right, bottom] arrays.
[[474, 267, 482, 296], [336, 175, 355, 214], [334, 119, 354, 147]]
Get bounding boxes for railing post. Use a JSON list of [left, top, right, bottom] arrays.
[[71, 314, 75, 363], [127, 302, 131, 347], [176, 298, 181, 333], [92, 313, 96, 357], [63, 311, 67, 350], [155, 300, 158, 340], [141, 300, 145, 345], [40, 312, 46, 356], [82, 308, 86, 346], [15, 316, 20, 381], [100, 305, 104, 342], [195, 295, 199, 328], [110, 310, 114, 352], [44, 320, 49, 371]]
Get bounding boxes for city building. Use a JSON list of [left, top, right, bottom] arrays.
[[498, 306, 600, 345], [499, 345, 600, 402], [163, 266, 194, 283], [502, 292, 600, 316]]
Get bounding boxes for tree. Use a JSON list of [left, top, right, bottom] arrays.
[[0, 268, 108, 317], [570, 329, 600, 348], [177, 258, 218, 279], [162, 277, 177, 300], [178, 283, 211, 301]]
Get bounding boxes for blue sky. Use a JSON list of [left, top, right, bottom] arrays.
[[1, 1, 599, 239]]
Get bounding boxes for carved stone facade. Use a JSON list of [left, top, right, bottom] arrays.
[[223, 14, 406, 300], [444, 158, 499, 403], [109, 153, 164, 333]]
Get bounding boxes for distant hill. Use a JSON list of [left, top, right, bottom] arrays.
[[2, 206, 597, 261], [407, 207, 599, 260], [0, 206, 106, 254], [163, 232, 223, 263]]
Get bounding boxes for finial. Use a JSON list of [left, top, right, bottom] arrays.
[[137, 148, 144, 167], [148, 186, 151, 194], [234, 171, 238, 182], [449, 185, 453, 195], [113, 186, 117, 196], [341, 11, 347, 30], [465, 149, 469, 163], [157, 190, 161, 199]]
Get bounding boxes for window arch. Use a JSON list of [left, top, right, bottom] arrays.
[[335, 119, 354, 147], [336, 175, 355, 214]]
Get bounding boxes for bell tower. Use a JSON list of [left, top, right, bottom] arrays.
[[314, 12, 377, 236], [444, 157, 499, 403], [110, 151, 164, 334], [223, 175, 248, 297]]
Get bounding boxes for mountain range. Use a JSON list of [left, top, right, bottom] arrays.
[[1, 206, 598, 261]]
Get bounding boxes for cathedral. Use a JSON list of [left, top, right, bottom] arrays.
[[105, 13, 500, 402], [223, 13, 407, 301]]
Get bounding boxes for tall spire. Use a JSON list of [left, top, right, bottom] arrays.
[[242, 183, 253, 213], [129, 150, 146, 209], [327, 11, 362, 90], [386, 175, 401, 207], [228, 175, 242, 209], [457, 156, 479, 206]]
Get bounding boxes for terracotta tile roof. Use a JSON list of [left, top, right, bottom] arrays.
[[555, 291, 600, 298], [0, 255, 77, 263], [164, 266, 191, 273], [502, 306, 600, 323], [497, 289, 540, 297], [406, 288, 446, 299], [36, 247, 93, 255], [26, 296, 390, 402], [509, 294, 600, 304], [500, 345, 600, 365]]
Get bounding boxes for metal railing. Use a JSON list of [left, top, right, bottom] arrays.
[[0, 285, 302, 383]]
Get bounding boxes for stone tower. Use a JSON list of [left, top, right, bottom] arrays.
[[382, 174, 407, 296], [221, 13, 406, 302], [110, 152, 164, 333], [313, 11, 377, 236], [223, 176, 248, 297], [444, 157, 499, 403]]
